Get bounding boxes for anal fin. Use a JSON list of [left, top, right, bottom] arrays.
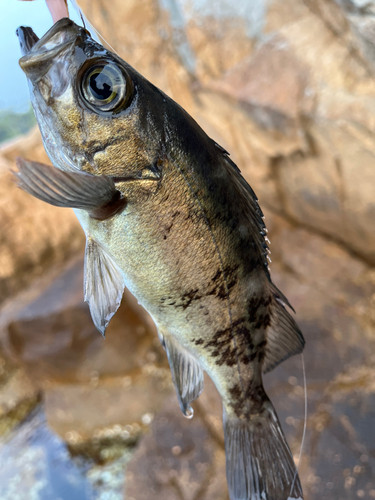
[[84, 238, 125, 337], [263, 285, 305, 374], [161, 332, 204, 418], [15, 157, 126, 220]]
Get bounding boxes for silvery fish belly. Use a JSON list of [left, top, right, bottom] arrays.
[[16, 19, 305, 500]]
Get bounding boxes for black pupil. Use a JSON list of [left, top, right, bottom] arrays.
[[89, 70, 114, 100]]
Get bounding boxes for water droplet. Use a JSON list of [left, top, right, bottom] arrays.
[[183, 405, 194, 419]]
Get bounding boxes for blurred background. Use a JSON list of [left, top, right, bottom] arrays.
[[1, 0, 375, 499]]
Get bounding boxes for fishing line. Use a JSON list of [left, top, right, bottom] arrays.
[[290, 352, 307, 497], [68, 0, 120, 56], [88, 24, 120, 56], [79, 10, 86, 30]]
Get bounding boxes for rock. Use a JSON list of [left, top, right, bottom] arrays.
[[263, 209, 375, 499], [44, 369, 171, 449], [0, 207, 374, 500], [0, 346, 39, 437], [0, 370, 40, 438], [5, 259, 166, 384], [209, 35, 313, 135], [2, 256, 173, 464], [0, 406, 133, 500], [0, 254, 173, 499], [0, 130, 84, 306], [126, 390, 228, 500], [263, 0, 375, 263], [1, 1, 375, 499]]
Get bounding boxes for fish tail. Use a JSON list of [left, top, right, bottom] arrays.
[[223, 399, 303, 500]]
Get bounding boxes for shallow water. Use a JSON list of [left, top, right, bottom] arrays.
[[0, 405, 131, 500]]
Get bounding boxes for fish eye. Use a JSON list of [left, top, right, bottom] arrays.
[[80, 60, 133, 113]]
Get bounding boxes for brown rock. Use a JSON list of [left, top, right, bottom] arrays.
[[0, 130, 84, 305], [263, 209, 375, 499], [126, 392, 228, 500], [5, 259, 166, 385], [2, 256, 172, 454], [6, 0, 375, 271], [209, 35, 313, 133], [2, 2, 375, 498], [187, 16, 254, 82], [0, 345, 39, 437], [44, 370, 171, 445]]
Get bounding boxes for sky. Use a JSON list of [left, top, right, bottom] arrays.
[[0, 0, 83, 112]]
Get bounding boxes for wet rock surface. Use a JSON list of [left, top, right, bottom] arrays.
[[1, 0, 375, 499], [126, 388, 228, 500], [0, 405, 134, 500], [0, 208, 374, 499], [0, 130, 84, 305], [0, 346, 40, 438]]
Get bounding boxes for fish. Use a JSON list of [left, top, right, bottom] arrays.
[[15, 18, 305, 500]]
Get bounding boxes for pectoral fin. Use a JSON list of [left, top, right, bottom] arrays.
[[160, 332, 204, 418], [15, 157, 126, 220], [84, 237, 125, 337]]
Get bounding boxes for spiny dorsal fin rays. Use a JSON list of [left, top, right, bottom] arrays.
[[84, 238, 125, 337], [214, 145, 271, 278], [213, 145, 305, 375]]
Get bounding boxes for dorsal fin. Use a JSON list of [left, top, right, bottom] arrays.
[[214, 144, 304, 372], [215, 145, 271, 278], [84, 237, 125, 337]]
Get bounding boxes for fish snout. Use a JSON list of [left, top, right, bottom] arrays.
[[17, 18, 81, 81], [16, 26, 39, 56]]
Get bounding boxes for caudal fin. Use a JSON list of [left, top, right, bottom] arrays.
[[223, 402, 303, 500]]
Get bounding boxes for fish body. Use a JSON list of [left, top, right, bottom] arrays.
[[16, 19, 304, 500]]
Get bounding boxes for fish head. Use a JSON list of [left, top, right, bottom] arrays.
[[17, 18, 161, 176]]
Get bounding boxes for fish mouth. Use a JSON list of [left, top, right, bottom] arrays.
[[17, 18, 82, 79], [17, 25, 40, 56]]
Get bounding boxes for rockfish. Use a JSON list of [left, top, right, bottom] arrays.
[[16, 19, 304, 500]]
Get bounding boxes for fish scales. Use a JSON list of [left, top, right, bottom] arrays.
[[15, 19, 305, 500]]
